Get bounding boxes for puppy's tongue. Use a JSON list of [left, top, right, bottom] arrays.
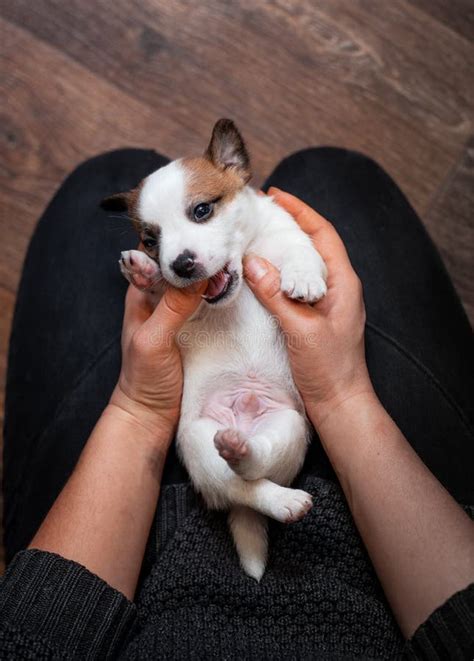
[[204, 268, 231, 299]]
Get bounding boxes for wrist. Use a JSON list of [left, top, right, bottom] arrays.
[[106, 389, 176, 447], [310, 389, 395, 487], [99, 404, 172, 479], [311, 389, 381, 432], [306, 372, 375, 430], [109, 383, 178, 439]]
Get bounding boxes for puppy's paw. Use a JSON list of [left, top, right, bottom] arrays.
[[280, 259, 327, 304], [120, 250, 162, 291], [214, 428, 248, 466], [272, 488, 313, 524]]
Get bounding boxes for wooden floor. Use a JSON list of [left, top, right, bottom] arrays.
[[0, 0, 473, 567]]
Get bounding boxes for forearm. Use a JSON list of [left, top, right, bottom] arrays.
[[310, 392, 474, 637], [29, 404, 171, 600]]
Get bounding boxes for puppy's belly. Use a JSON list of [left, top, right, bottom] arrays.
[[201, 377, 296, 435]]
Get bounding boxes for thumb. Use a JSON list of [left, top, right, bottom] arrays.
[[243, 254, 294, 327], [149, 280, 208, 334]]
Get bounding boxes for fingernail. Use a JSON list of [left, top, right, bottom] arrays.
[[268, 186, 282, 196], [244, 255, 268, 282]]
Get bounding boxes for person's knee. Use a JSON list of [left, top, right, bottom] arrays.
[[264, 147, 386, 192], [73, 148, 166, 182], [58, 148, 169, 202], [31, 149, 169, 244], [77, 148, 147, 171]]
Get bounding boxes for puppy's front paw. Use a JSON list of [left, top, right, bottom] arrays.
[[120, 250, 162, 291], [280, 259, 327, 304]]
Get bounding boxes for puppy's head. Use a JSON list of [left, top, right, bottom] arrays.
[[102, 119, 251, 306]]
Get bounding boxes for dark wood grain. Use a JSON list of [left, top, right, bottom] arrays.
[[425, 136, 474, 322], [0, 288, 14, 399], [0, 18, 189, 293], [1, 0, 473, 213], [407, 0, 474, 42], [0, 287, 14, 573]]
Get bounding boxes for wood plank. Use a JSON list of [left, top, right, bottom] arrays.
[[0, 18, 198, 294], [0, 287, 15, 436], [406, 0, 474, 42], [1, 0, 473, 216], [0, 286, 15, 573], [0, 288, 14, 397], [424, 136, 474, 324], [1, 199, 34, 295]]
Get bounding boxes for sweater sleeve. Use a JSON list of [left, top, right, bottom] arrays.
[[0, 549, 136, 659], [404, 583, 474, 660]]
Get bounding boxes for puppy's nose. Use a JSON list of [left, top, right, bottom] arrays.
[[171, 250, 196, 278]]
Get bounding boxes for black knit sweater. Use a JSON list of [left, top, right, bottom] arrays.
[[0, 475, 473, 660]]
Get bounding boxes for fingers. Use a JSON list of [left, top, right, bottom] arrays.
[[148, 280, 208, 335], [122, 286, 155, 339], [268, 187, 330, 235], [123, 277, 208, 349], [243, 254, 313, 329], [268, 187, 354, 275]]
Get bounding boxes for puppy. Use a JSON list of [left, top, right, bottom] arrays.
[[102, 119, 327, 581]]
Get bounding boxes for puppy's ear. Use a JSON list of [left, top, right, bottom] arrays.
[[100, 190, 134, 212], [205, 118, 251, 183]]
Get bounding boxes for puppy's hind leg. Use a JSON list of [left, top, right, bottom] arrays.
[[180, 417, 313, 522], [214, 409, 308, 485], [179, 417, 313, 580]]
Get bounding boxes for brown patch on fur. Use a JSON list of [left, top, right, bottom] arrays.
[[127, 182, 144, 232], [181, 156, 245, 209], [101, 181, 145, 233], [205, 118, 251, 183]]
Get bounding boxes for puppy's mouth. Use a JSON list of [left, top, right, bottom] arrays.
[[203, 262, 236, 304]]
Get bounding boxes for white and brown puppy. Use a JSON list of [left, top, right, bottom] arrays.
[[103, 119, 327, 581]]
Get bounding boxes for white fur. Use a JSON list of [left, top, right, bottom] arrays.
[[139, 161, 249, 288], [121, 159, 327, 581]]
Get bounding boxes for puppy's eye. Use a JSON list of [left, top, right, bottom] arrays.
[[143, 237, 157, 249], [193, 202, 213, 222]]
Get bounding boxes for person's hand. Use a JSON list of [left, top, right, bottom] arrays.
[[109, 280, 207, 440], [244, 187, 374, 428]]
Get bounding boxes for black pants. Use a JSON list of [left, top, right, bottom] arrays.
[[4, 148, 474, 564]]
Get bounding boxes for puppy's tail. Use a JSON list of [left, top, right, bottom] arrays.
[[228, 506, 268, 582]]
